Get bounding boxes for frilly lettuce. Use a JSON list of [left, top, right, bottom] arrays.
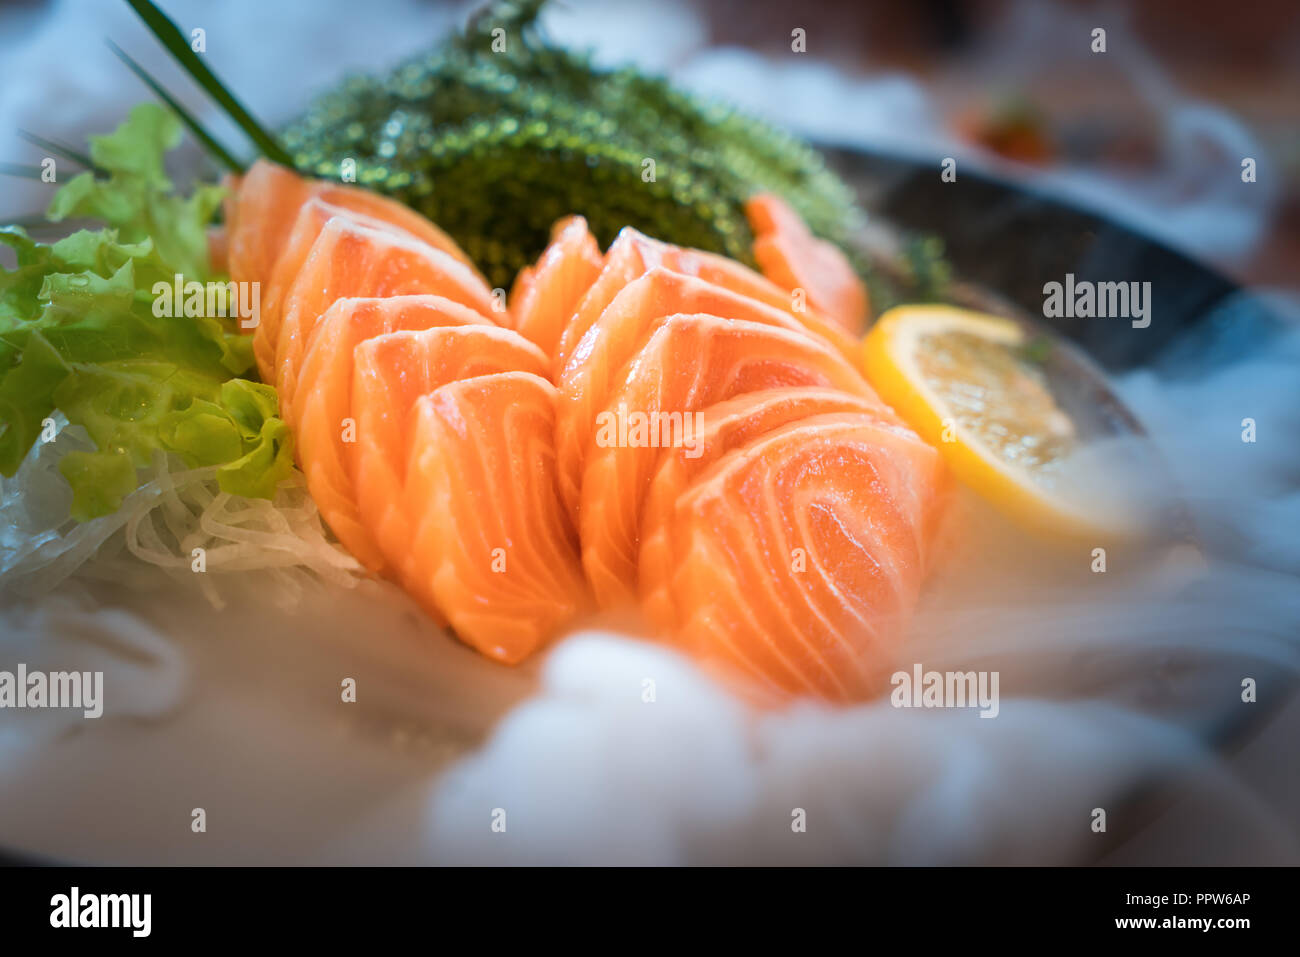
[[0, 103, 293, 520]]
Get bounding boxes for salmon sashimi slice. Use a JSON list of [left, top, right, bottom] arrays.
[[638, 387, 901, 631], [625, 227, 859, 355], [551, 227, 668, 374], [313, 183, 483, 280], [275, 217, 499, 412], [225, 162, 314, 290], [349, 325, 549, 584], [291, 296, 492, 572], [509, 215, 604, 358], [745, 193, 869, 334], [401, 372, 589, 663], [253, 198, 437, 384], [549, 225, 858, 374], [208, 225, 229, 276], [663, 414, 941, 701], [225, 159, 482, 291], [577, 314, 879, 608], [553, 266, 847, 519], [659, 241, 862, 363]]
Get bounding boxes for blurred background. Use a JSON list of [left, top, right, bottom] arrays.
[[687, 0, 1300, 291], [2, 0, 1297, 292]]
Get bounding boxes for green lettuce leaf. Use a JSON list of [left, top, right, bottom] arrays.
[[0, 103, 292, 520], [47, 102, 225, 280]]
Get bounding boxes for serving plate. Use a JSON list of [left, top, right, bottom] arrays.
[[0, 145, 1293, 866], [826, 145, 1271, 368]]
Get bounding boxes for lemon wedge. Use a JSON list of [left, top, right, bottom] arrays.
[[862, 305, 1139, 540]]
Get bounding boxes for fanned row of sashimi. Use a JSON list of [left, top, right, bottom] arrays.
[[225, 160, 587, 664], [225, 161, 943, 701], [528, 199, 942, 700]]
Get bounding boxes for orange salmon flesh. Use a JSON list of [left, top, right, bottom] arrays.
[[225, 164, 940, 699]]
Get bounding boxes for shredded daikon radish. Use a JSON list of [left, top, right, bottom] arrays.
[[0, 419, 363, 607]]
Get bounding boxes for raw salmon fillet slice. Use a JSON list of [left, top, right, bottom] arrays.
[[745, 193, 869, 334], [577, 314, 879, 608], [275, 217, 498, 411], [224, 163, 310, 290], [550, 226, 858, 375], [553, 266, 847, 519], [292, 295, 492, 572], [349, 325, 549, 584], [225, 159, 482, 290], [659, 240, 862, 362], [401, 372, 590, 663], [552, 227, 666, 374], [637, 387, 901, 631], [509, 215, 604, 358], [664, 414, 941, 701], [253, 197, 433, 384]]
